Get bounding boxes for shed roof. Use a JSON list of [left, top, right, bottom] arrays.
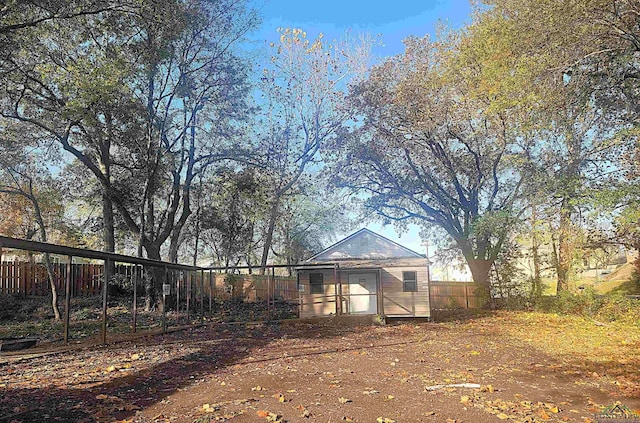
[[305, 228, 425, 262]]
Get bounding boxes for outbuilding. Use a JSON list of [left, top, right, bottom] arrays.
[[296, 228, 430, 318]]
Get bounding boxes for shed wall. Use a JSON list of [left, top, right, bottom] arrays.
[[381, 265, 430, 317], [298, 269, 338, 318], [299, 260, 431, 318]]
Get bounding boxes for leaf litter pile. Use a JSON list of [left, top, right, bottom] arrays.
[[1, 311, 639, 422]]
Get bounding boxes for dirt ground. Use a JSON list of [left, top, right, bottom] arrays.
[[1, 311, 639, 423]]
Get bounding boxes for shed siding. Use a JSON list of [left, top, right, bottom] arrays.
[[298, 262, 431, 318], [381, 265, 430, 317], [299, 270, 338, 318]]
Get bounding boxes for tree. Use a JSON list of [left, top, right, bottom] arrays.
[[0, 131, 67, 319], [471, 0, 634, 292], [195, 168, 266, 271], [271, 188, 347, 274], [253, 28, 373, 274], [0, 0, 258, 309], [333, 34, 528, 291]]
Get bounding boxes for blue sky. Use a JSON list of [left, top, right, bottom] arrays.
[[253, 0, 472, 57], [251, 0, 473, 254]]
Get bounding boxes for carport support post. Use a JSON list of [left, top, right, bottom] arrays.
[[208, 270, 213, 314], [377, 268, 383, 316], [271, 266, 276, 319], [176, 272, 180, 325], [132, 265, 137, 333], [162, 265, 167, 333], [200, 269, 204, 325], [0, 242, 3, 294], [266, 269, 271, 321], [334, 264, 341, 315], [64, 255, 72, 344], [186, 272, 191, 324], [101, 258, 110, 345]]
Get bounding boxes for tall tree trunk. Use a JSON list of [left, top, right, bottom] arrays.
[[30, 190, 61, 320], [466, 258, 494, 290], [102, 194, 115, 252], [260, 197, 280, 275], [530, 206, 542, 298], [102, 193, 116, 277], [531, 234, 542, 298], [557, 198, 573, 293], [42, 252, 60, 320], [143, 242, 162, 311]]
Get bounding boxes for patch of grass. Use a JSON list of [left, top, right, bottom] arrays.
[[471, 311, 640, 365], [541, 278, 557, 295], [601, 279, 640, 295]]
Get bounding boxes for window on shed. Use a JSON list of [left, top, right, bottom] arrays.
[[403, 271, 417, 292], [309, 273, 324, 294]]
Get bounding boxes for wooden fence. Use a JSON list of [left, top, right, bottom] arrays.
[[429, 281, 483, 309], [0, 261, 139, 297], [214, 274, 299, 302], [0, 261, 299, 304]]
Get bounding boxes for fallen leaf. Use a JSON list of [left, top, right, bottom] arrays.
[[537, 408, 551, 420], [201, 403, 216, 413], [339, 397, 352, 404]]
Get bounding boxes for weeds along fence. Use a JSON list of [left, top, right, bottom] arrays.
[[0, 236, 299, 348]]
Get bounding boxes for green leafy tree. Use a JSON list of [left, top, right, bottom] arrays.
[[334, 34, 528, 291], [471, 0, 635, 292], [0, 0, 258, 309]]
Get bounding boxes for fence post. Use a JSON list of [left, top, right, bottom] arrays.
[[64, 255, 72, 344], [465, 283, 469, 309], [132, 265, 137, 333], [101, 258, 110, 345]]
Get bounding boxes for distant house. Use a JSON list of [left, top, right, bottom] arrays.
[[296, 228, 430, 318]]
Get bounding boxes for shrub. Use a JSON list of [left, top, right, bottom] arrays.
[[0, 294, 49, 321], [108, 274, 134, 297], [0, 294, 20, 320], [534, 287, 640, 326], [545, 287, 603, 316], [595, 294, 640, 325]]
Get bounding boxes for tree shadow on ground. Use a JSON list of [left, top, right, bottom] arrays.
[[430, 308, 494, 323], [0, 319, 382, 422]]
